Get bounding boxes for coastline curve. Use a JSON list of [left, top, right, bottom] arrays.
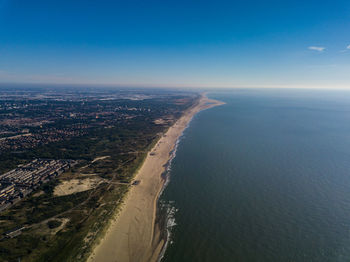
[[87, 94, 225, 262]]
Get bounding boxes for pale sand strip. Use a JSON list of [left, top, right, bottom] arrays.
[[88, 95, 224, 262]]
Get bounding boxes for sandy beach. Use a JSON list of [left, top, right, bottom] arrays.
[[88, 94, 224, 262]]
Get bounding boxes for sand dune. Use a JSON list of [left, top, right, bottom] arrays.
[[54, 177, 103, 196]]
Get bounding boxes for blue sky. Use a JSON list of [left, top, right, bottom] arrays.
[[0, 0, 350, 88]]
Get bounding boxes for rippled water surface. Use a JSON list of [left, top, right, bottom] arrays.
[[161, 89, 350, 262]]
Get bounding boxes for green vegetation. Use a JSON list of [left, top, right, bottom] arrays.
[[0, 92, 198, 262]]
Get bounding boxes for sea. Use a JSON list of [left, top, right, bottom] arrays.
[[160, 88, 350, 262]]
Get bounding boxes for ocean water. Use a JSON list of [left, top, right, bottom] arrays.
[[160, 89, 350, 262]]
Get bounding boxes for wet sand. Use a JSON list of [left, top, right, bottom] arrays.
[[88, 94, 224, 262]]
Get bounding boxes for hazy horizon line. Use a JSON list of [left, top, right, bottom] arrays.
[[0, 81, 350, 91]]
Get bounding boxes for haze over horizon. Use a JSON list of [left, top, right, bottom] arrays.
[[1, 0, 350, 89]]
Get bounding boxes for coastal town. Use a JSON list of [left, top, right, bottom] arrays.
[[0, 159, 77, 212], [0, 89, 167, 154]]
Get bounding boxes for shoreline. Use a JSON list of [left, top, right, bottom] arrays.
[[88, 94, 224, 262]]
